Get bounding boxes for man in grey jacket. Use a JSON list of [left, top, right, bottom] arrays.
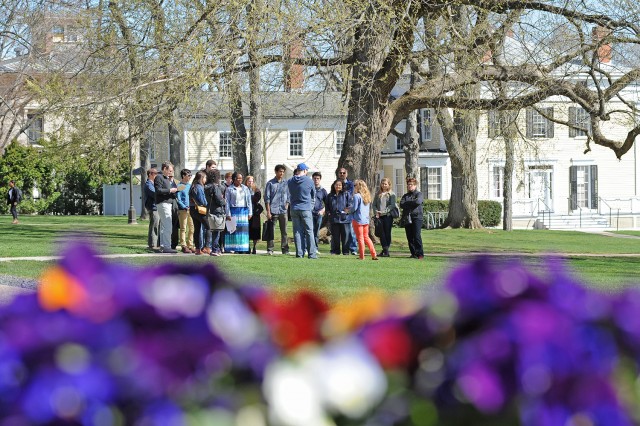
[[154, 162, 178, 254], [287, 163, 317, 259], [264, 164, 290, 255]]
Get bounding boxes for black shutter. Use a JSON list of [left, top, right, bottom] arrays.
[[546, 107, 554, 138], [526, 108, 533, 138], [569, 166, 578, 210], [416, 110, 423, 145], [568, 107, 576, 138], [420, 167, 428, 198], [590, 165, 598, 209]]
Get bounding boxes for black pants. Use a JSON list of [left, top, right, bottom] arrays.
[[10, 204, 18, 220], [330, 222, 350, 254], [404, 217, 423, 257], [378, 214, 393, 249]]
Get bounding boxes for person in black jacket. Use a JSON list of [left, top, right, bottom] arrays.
[[154, 161, 178, 254], [144, 168, 159, 249], [400, 177, 424, 259], [7, 180, 22, 224]]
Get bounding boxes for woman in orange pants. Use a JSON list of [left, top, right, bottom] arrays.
[[351, 180, 378, 260]]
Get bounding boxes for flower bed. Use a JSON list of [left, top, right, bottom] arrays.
[[0, 244, 639, 425]]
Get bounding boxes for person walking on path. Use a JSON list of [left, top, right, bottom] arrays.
[[264, 164, 290, 255], [7, 180, 22, 225], [225, 172, 253, 254], [287, 163, 318, 259], [176, 169, 195, 253], [312, 172, 328, 249], [400, 177, 424, 260], [245, 175, 263, 254], [144, 168, 159, 250], [154, 162, 178, 254], [372, 177, 396, 257], [351, 180, 378, 260]]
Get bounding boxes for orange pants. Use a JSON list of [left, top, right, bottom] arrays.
[[352, 220, 377, 259]]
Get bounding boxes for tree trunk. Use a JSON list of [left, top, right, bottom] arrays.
[[139, 134, 151, 220], [501, 111, 518, 231], [248, 64, 263, 188], [227, 75, 249, 176], [403, 110, 420, 180], [168, 122, 182, 171]]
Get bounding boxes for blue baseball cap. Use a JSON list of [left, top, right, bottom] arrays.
[[297, 163, 309, 171]]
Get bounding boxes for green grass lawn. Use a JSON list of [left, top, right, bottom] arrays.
[[613, 230, 640, 237], [1, 215, 639, 298]]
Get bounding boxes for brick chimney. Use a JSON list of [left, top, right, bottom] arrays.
[[592, 26, 612, 63], [284, 38, 304, 91]]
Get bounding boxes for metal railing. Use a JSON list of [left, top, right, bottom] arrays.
[[598, 197, 620, 230], [424, 211, 447, 229], [598, 197, 640, 215], [535, 198, 553, 229]]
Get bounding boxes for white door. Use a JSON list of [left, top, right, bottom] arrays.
[[528, 168, 553, 212]]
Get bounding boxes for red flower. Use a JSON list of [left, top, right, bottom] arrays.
[[361, 319, 413, 369], [253, 291, 330, 352]]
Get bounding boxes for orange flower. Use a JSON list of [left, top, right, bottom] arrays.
[[38, 266, 88, 312]]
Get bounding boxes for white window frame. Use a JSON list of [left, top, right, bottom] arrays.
[[395, 135, 403, 152], [573, 108, 590, 137], [335, 130, 345, 156], [531, 110, 549, 138], [289, 130, 304, 157], [394, 169, 404, 195], [26, 112, 43, 144], [493, 166, 504, 198], [420, 167, 442, 199], [219, 131, 232, 159]]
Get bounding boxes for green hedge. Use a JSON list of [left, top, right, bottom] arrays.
[[419, 199, 502, 228]]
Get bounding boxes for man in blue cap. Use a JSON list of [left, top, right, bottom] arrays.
[[287, 162, 318, 259]]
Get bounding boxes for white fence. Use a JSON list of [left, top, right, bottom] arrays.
[[103, 184, 142, 216]]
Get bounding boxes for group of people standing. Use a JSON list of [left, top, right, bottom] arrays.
[[143, 161, 425, 260]]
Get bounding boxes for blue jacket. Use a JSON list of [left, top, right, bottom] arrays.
[[288, 174, 315, 211], [189, 184, 207, 208], [313, 186, 328, 216], [144, 179, 156, 211], [327, 191, 352, 224], [176, 182, 191, 210], [352, 193, 371, 225], [225, 184, 253, 216]]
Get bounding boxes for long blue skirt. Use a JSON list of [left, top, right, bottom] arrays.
[[225, 206, 250, 253]]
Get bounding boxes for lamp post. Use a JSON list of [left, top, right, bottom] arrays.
[[127, 137, 137, 225]]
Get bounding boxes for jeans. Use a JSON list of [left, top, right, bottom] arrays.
[[147, 209, 159, 248], [404, 217, 424, 257], [352, 220, 377, 259], [158, 202, 173, 249], [291, 209, 317, 258], [312, 214, 323, 247], [10, 204, 18, 221], [210, 229, 222, 253], [347, 222, 358, 253], [190, 207, 210, 250], [267, 213, 289, 253]]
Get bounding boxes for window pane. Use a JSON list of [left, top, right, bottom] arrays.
[[493, 166, 504, 198], [395, 169, 404, 195], [289, 131, 303, 156], [219, 132, 232, 158], [422, 109, 432, 141], [427, 168, 441, 199], [531, 110, 548, 137], [575, 108, 590, 137]]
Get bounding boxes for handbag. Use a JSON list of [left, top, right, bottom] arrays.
[[196, 204, 207, 215], [262, 219, 275, 241], [373, 217, 384, 238], [208, 214, 225, 230], [390, 204, 400, 218]]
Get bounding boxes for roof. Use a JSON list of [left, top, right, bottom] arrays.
[[179, 91, 348, 120]]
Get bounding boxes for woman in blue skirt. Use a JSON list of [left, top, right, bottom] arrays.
[[224, 172, 253, 253]]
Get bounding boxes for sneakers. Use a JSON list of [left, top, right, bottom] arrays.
[[12, 219, 18, 224], [210, 251, 220, 256], [160, 247, 177, 254], [267, 250, 274, 256]]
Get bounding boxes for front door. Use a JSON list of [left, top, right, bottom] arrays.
[[528, 167, 553, 213]]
